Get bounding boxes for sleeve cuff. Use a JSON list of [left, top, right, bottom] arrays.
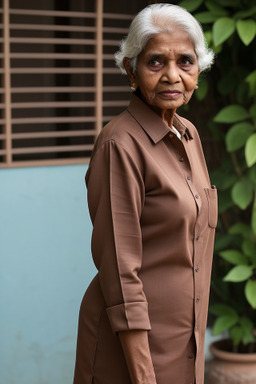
[[106, 302, 151, 333]]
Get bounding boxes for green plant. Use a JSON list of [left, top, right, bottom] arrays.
[[177, 0, 256, 352]]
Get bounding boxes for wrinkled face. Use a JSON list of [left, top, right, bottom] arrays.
[[126, 29, 199, 120]]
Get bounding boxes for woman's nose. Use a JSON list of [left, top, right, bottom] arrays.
[[161, 63, 181, 84]]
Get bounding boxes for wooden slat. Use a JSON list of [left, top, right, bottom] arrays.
[[12, 144, 94, 154], [10, 9, 133, 20], [10, 86, 97, 93], [10, 53, 97, 59], [0, 86, 128, 94], [11, 100, 128, 109], [11, 68, 98, 74], [10, 37, 96, 45], [10, 68, 119, 75], [9, 23, 128, 34], [104, 12, 134, 20], [0, 158, 90, 169], [12, 116, 97, 124], [12, 130, 96, 139], [12, 101, 98, 108], [10, 23, 97, 33], [9, 53, 114, 60], [10, 37, 120, 46], [14, 86, 128, 93], [10, 9, 96, 18]]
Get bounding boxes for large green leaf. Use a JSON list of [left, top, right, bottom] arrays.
[[242, 240, 256, 265], [219, 250, 248, 265], [250, 103, 256, 122], [239, 317, 255, 344], [195, 11, 219, 24], [246, 70, 256, 95], [234, 7, 256, 20], [215, 0, 240, 6], [229, 325, 243, 346], [212, 315, 238, 335], [225, 122, 254, 151], [205, 1, 229, 16], [252, 193, 256, 235], [245, 280, 256, 308], [178, 0, 203, 12], [209, 303, 237, 317], [223, 265, 253, 282], [242, 239, 256, 256], [214, 0, 240, 6], [236, 19, 256, 45], [213, 18, 236, 46], [231, 179, 254, 210], [214, 233, 233, 252], [229, 222, 252, 238], [245, 134, 256, 167], [250, 166, 256, 185], [214, 105, 250, 123]]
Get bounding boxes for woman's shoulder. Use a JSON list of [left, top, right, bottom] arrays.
[[92, 108, 147, 158]]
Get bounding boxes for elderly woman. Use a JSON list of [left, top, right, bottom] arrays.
[[73, 4, 217, 384]]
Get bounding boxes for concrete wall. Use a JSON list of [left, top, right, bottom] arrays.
[[0, 164, 96, 384]]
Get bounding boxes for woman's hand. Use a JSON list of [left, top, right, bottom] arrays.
[[118, 330, 157, 384]]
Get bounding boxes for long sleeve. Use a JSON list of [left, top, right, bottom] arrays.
[[119, 330, 157, 384], [86, 139, 151, 333]]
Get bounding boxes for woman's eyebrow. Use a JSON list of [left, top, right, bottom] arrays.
[[145, 53, 166, 61], [146, 51, 197, 60], [180, 53, 197, 60]]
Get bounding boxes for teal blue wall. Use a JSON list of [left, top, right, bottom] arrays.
[[0, 165, 96, 384]]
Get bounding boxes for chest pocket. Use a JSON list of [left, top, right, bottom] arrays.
[[204, 186, 218, 228]]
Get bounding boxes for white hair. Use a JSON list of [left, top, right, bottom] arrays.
[[114, 3, 214, 74]]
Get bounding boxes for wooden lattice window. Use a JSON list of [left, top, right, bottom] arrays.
[[0, 0, 140, 168]]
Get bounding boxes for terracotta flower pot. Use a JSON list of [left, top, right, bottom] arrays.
[[207, 339, 256, 384]]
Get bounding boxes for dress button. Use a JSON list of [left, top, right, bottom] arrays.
[[196, 297, 200, 302], [195, 194, 199, 199], [187, 175, 191, 180], [195, 267, 199, 272], [195, 235, 200, 241], [179, 156, 184, 162], [188, 353, 194, 359]]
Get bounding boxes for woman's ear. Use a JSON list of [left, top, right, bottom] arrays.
[[123, 57, 135, 82], [123, 57, 138, 90]]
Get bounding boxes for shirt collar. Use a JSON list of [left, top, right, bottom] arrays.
[[127, 93, 193, 144]]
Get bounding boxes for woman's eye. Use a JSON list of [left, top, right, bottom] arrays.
[[181, 56, 193, 66], [148, 58, 163, 68]]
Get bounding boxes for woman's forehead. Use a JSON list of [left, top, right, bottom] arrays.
[[143, 30, 196, 56]]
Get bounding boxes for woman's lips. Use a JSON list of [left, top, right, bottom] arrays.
[[159, 90, 182, 99]]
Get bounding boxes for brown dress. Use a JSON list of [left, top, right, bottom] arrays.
[[73, 93, 217, 384]]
